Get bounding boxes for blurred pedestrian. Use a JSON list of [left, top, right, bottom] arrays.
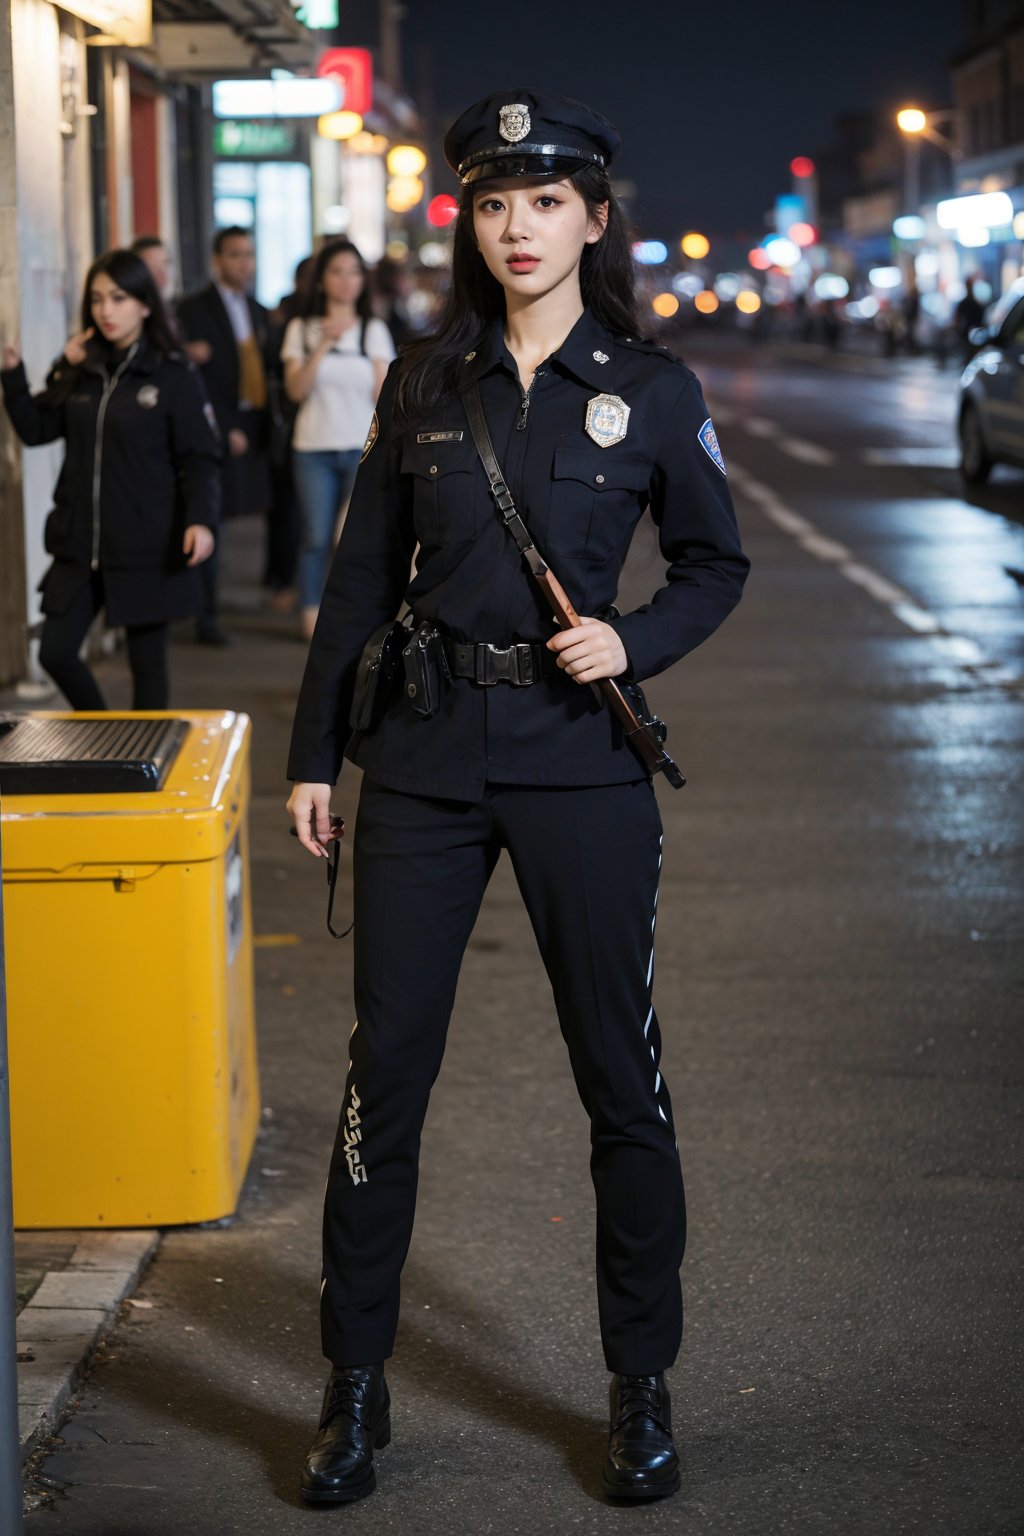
[[263, 255, 317, 614], [820, 298, 841, 350], [281, 239, 395, 640], [272, 254, 316, 333], [902, 279, 921, 355], [287, 87, 748, 1506], [372, 255, 416, 350], [178, 227, 273, 645], [1, 249, 219, 709], [131, 235, 175, 313], [956, 276, 987, 363]]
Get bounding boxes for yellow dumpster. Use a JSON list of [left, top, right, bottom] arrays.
[[0, 710, 259, 1228]]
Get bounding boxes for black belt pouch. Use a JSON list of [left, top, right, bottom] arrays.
[[402, 621, 449, 720], [349, 619, 405, 733]]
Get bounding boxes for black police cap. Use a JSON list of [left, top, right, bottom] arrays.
[[444, 88, 620, 185]]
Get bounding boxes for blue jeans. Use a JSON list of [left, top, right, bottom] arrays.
[[293, 448, 362, 609]]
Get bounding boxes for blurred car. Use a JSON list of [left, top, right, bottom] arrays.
[[958, 277, 1024, 483]]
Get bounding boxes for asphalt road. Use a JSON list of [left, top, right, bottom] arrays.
[[22, 342, 1024, 1534]]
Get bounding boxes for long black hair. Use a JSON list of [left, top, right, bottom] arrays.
[[81, 249, 180, 356], [300, 239, 373, 322], [393, 162, 641, 432]]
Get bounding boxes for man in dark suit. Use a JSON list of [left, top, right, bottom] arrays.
[[178, 227, 273, 644]]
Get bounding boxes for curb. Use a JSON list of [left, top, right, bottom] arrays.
[[17, 1230, 160, 1461]]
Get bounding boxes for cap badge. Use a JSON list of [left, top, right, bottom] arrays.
[[585, 393, 630, 448], [593, 350, 609, 364], [498, 103, 531, 144]]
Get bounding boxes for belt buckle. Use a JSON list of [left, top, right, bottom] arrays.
[[512, 644, 534, 686], [475, 642, 503, 685]]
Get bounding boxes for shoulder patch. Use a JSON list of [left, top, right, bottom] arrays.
[[361, 410, 379, 463], [697, 417, 727, 476]]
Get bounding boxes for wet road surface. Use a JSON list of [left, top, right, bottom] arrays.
[[22, 341, 1024, 1534]]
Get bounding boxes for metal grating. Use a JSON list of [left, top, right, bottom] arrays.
[[0, 716, 189, 794]]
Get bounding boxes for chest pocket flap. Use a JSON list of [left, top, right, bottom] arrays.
[[553, 446, 650, 493], [401, 437, 478, 481]]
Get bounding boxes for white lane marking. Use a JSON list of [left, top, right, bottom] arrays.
[[890, 603, 943, 635], [841, 563, 915, 607], [744, 416, 779, 438], [799, 532, 852, 563], [779, 437, 837, 466], [863, 446, 961, 468], [729, 461, 1023, 688]]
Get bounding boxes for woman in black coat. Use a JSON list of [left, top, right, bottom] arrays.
[[1, 248, 221, 710]]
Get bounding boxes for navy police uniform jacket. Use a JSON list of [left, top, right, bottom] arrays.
[[287, 307, 749, 799], [1, 339, 221, 628]]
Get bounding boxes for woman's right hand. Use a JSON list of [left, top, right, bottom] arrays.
[[63, 327, 95, 366], [287, 782, 336, 857], [2, 340, 21, 371], [319, 316, 347, 344]]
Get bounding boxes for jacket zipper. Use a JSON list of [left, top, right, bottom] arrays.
[[91, 343, 138, 570], [516, 367, 545, 431]]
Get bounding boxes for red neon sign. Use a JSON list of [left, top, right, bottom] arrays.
[[316, 48, 373, 115]]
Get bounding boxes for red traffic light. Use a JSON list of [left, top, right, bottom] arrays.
[[790, 156, 815, 179], [427, 194, 458, 228]]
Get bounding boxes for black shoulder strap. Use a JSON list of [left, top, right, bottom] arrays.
[[360, 317, 369, 358]]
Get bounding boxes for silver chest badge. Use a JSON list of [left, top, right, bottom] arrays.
[[136, 384, 159, 409], [498, 103, 531, 143], [585, 393, 630, 448]]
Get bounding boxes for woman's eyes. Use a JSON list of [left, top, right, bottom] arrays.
[[478, 196, 562, 213]]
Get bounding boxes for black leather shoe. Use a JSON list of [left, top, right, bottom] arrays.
[[300, 1363, 391, 1504], [603, 1372, 681, 1500]]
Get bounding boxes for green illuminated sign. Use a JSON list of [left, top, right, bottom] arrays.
[[294, 0, 339, 26], [214, 120, 298, 158]]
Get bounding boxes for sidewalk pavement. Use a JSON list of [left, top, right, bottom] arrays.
[[16, 1232, 159, 1460]]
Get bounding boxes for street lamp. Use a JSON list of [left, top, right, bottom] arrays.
[[895, 105, 962, 158], [896, 108, 928, 136], [896, 105, 962, 227]]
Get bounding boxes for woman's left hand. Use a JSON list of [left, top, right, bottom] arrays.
[[183, 525, 215, 566], [547, 619, 627, 684]]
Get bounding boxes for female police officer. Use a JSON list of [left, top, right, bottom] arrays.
[[287, 88, 749, 1505]]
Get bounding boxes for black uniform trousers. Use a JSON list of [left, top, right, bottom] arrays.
[[39, 569, 169, 711], [321, 774, 687, 1377]]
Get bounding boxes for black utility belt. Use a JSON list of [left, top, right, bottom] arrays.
[[350, 619, 553, 735], [443, 638, 552, 687]]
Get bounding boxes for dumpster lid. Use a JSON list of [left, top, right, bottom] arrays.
[[0, 716, 188, 794]]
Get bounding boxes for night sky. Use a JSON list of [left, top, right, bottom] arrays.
[[401, 0, 967, 245]]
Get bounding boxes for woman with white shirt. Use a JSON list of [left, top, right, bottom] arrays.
[[282, 240, 395, 639]]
